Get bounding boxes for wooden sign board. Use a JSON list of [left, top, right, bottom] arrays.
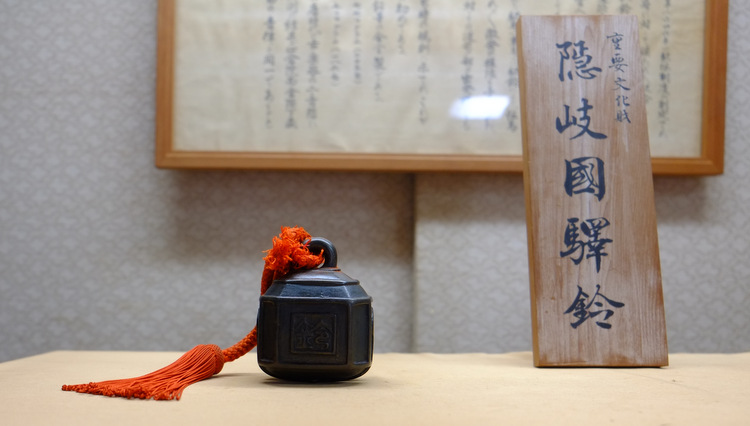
[[517, 15, 668, 367]]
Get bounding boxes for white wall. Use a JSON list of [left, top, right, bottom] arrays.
[[1, 1, 748, 362]]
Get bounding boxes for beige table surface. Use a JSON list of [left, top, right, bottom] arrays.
[[1, 351, 749, 425]]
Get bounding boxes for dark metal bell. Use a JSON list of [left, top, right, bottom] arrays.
[[257, 237, 374, 382]]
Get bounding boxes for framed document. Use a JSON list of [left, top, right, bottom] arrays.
[[155, 0, 727, 174]]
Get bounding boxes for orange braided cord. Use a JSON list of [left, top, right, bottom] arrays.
[[263, 227, 323, 270], [221, 227, 324, 362], [61, 227, 323, 400], [222, 329, 257, 363]]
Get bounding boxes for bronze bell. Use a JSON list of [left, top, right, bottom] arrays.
[[257, 237, 374, 381]]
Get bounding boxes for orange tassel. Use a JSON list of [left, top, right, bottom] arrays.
[[62, 344, 224, 400], [62, 226, 323, 400]]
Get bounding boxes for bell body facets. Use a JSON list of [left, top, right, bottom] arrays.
[[257, 238, 374, 382]]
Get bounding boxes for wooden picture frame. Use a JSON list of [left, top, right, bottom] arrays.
[[155, 0, 727, 174]]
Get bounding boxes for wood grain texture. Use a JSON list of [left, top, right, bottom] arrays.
[[518, 15, 668, 366]]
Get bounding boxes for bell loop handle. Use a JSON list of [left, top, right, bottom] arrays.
[[305, 237, 338, 268]]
